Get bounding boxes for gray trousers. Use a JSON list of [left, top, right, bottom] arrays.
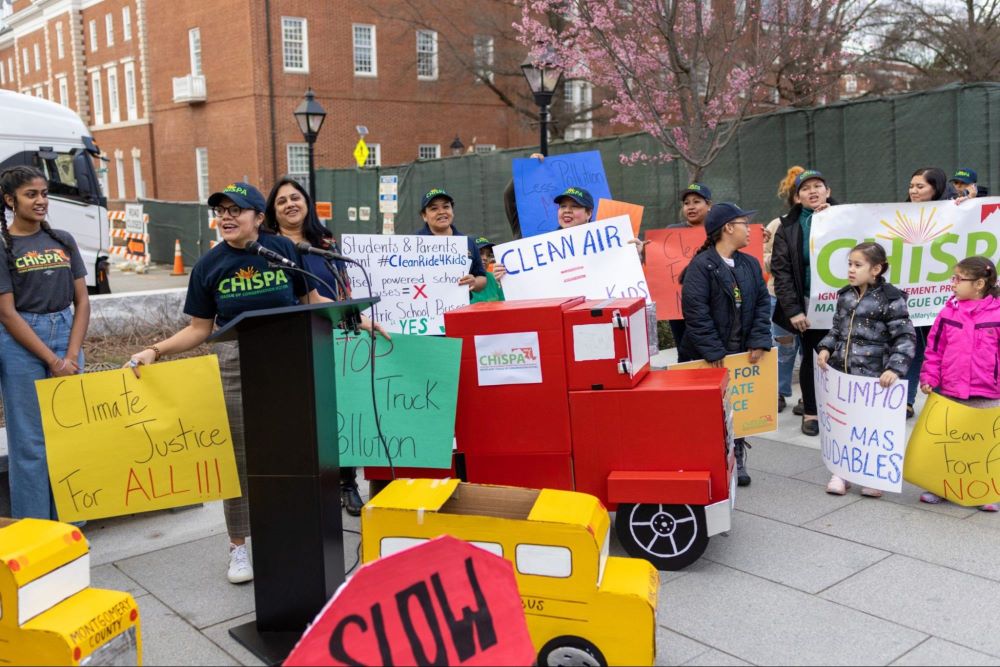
[[214, 341, 250, 539]]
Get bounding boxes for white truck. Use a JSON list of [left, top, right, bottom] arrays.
[[0, 89, 110, 293]]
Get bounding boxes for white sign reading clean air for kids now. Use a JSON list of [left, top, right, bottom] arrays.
[[493, 216, 649, 302], [474, 332, 543, 386], [340, 234, 472, 335], [815, 356, 909, 493]]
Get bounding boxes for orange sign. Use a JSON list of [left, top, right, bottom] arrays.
[[644, 225, 765, 320], [596, 199, 643, 237], [316, 201, 333, 220]]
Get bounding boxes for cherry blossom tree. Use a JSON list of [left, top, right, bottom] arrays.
[[516, 0, 856, 179]]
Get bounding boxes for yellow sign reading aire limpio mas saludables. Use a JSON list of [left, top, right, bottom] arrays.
[[36, 356, 241, 522]]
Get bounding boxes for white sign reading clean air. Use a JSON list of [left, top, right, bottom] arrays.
[[474, 332, 543, 386]]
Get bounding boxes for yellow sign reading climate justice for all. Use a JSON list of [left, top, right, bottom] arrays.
[[904, 393, 1000, 507], [36, 356, 241, 522], [670, 351, 778, 437]]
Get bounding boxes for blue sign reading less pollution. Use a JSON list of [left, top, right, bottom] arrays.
[[512, 151, 612, 237]]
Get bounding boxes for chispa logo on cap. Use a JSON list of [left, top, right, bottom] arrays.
[[800, 170, 822, 181], [956, 170, 971, 178], [566, 187, 586, 198], [224, 183, 249, 196], [426, 188, 447, 198], [687, 183, 703, 191]]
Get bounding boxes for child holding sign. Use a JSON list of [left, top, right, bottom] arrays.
[[817, 242, 915, 497], [918, 256, 1000, 510], [0, 166, 90, 520], [680, 203, 772, 486]]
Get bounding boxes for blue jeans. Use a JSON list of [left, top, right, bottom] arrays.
[[906, 327, 929, 406], [0, 307, 81, 520], [770, 296, 800, 398]]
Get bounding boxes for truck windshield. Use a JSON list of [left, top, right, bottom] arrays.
[[34, 149, 104, 206]]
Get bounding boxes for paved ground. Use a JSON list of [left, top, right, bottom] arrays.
[[108, 261, 190, 293]]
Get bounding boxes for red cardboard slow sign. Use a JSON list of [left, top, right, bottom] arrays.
[[284, 535, 535, 666]]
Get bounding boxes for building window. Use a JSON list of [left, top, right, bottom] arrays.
[[58, 76, 68, 106], [34, 84, 43, 98], [286, 143, 310, 188], [132, 149, 144, 199], [473, 35, 494, 83], [91, 71, 104, 125], [564, 80, 594, 140], [844, 74, 858, 94], [353, 24, 376, 76], [364, 143, 380, 168], [474, 144, 497, 153], [115, 151, 126, 199], [418, 144, 440, 160], [124, 62, 137, 120], [281, 17, 308, 73], [195, 147, 209, 202], [21, 48, 28, 74], [189, 28, 203, 76], [7, 58, 13, 82], [107, 66, 120, 123], [122, 6, 132, 41], [56, 23, 65, 59], [89, 19, 98, 51], [105, 14, 114, 47], [0, 63, 4, 85], [33, 43, 40, 71], [416, 30, 438, 80]]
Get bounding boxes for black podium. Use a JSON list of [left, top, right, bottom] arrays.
[[209, 299, 377, 665]]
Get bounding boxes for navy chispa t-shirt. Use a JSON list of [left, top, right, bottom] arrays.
[[184, 234, 309, 327]]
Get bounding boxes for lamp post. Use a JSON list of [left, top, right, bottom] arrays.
[[293, 88, 327, 204], [520, 59, 563, 156], [449, 135, 465, 157]]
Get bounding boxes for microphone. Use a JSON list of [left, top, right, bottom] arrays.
[[245, 240, 297, 268], [295, 241, 351, 263]]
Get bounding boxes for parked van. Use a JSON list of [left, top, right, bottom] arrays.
[[362, 479, 658, 666], [0, 90, 110, 293]]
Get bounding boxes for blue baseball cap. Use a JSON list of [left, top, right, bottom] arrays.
[[420, 188, 455, 211], [794, 169, 827, 192], [475, 236, 495, 249], [681, 182, 712, 202], [554, 186, 594, 210], [952, 168, 977, 184], [704, 202, 757, 236], [208, 182, 267, 212]]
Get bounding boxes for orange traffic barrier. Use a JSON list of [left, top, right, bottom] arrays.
[[170, 239, 187, 275]]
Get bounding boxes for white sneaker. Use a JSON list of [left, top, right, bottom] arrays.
[[227, 543, 253, 584]]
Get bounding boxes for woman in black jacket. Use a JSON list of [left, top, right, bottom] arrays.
[[681, 203, 772, 487], [770, 169, 835, 435]]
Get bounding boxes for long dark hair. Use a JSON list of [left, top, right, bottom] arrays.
[[956, 256, 1000, 298], [907, 167, 950, 202], [0, 166, 69, 271], [263, 176, 335, 249]]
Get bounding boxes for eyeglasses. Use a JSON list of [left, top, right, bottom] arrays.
[[212, 205, 245, 219], [949, 275, 977, 284]]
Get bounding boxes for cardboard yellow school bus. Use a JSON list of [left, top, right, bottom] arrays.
[[0, 518, 142, 665], [362, 479, 658, 666]]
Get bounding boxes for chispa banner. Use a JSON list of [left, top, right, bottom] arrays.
[[808, 198, 1000, 328]]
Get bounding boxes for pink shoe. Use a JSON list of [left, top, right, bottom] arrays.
[[826, 475, 849, 495], [861, 487, 883, 498], [920, 491, 943, 504], [980, 504, 999, 512]]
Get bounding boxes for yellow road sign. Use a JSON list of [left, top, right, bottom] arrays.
[[354, 138, 370, 167]]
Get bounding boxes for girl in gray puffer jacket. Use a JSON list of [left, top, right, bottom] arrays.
[[817, 242, 916, 497]]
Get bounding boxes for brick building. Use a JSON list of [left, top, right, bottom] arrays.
[[0, 0, 536, 205]]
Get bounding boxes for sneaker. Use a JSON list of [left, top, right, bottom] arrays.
[[793, 399, 804, 416], [734, 440, 751, 487], [227, 543, 253, 584], [778, 395, 787, 412], [801, 417, 819, 436], [860, 487, 883, 498], [341, 482, 364, 517], [980, 504, 999, 512], [919, 491, 943, 504], [906, 404, 915, 419], [826, 475, 849, 495]]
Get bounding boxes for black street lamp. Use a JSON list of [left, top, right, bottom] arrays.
[[449, 135, 465, 156], [520, 59, 563, 156], [293, 88, 327, 204]]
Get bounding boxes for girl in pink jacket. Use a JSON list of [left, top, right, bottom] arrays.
[[919, 256, 1000, 510]]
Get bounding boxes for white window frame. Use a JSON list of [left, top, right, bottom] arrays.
[[21, 48, 28, 74], [56, 22, 65, 59], [115, 151, 126, 200], [89, 19, 98, 52], [123, 61, 137, 120], [90, 71, 104, 125], [195, 147, 209, 202], [122, 6, 132, 41], [473, 35, 494, 84], [416, 29, 438, 80], [7, 58, 13, 82], [364, 143, 381, 168], [286, 143, 310, 187], [105, 13, 114, 47], [188, 28, 202, 76], [57, 76, 68, 106], [33, 84, 43, 98], [564, 80, 594, 140], [474, 144, 497, 154], [0, 63, 5, 85], [106, 66, 120, 123], [132, 149, 144, 199], [281, 17, 309, 73], [844, 74, 857, 94], [417, 144, 440, 160], [33, 43, 40, 71], [352, 24, 377, 77]]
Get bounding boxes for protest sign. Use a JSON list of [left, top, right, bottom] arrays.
[[334, 332, 461, 468], [596, 199, 643, 236], [494, 216, 647, 302], [36, 356, 240, 522], [341, 234, 471, 335], [814, 358, 908, 492], [512, 151, 612, 237], [670, 351, 778, 437], [284, 535, 535, 667], [904, 393, 1000, 506], [644, 225, 765, 320], [808, 197, 1000, 328]]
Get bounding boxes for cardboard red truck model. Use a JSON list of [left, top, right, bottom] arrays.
[[369, 297, 735, 570]]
